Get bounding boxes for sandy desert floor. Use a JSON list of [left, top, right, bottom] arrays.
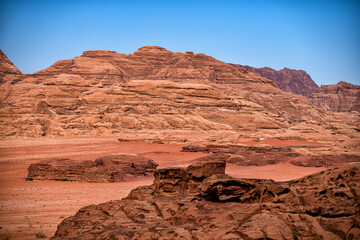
[[0, 137, 327, 239]]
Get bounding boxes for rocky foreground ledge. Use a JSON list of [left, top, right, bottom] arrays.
[[51, 161, 360, 239]]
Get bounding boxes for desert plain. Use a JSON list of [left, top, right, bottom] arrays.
[[0, 136, 330, 239]]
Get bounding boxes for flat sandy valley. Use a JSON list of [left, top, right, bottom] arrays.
[[0, 136, 329, 239]]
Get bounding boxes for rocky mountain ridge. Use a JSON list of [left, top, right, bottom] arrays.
[[231, 64, 319, 97], [0, 47, 359, 156], [310, 81, 360, 113]]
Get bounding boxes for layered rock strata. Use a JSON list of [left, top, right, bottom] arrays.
[[231, 64, 319, 97], [0, 47, 359, 157], [27, 154, 158, 182], [52, 161, 360, 239], [310, 81, 360, 113], [183, 143, 360, 167], [0, 47, 338, 137]]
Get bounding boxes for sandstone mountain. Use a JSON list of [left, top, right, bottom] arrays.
[[231, 64, 319, 97], [0, 47, 359, 154], [310, 81, 360, 113], [52, 161, 360, 239]]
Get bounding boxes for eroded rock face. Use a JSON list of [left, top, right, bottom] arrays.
[[52, 162, 360, 240], [1, 47, 359, 158], [310, 81, 360, 113], [127, 160, 226, 199], [231, 64, 319, 97], [0, 49, 23, 84], [27, 154, 158, 182], [0, 46, 346, 138]]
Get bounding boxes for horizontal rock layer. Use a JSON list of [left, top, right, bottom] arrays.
[[231, 64, 319, 97], [183, 143, 360, 167], [0, 47, 355, 138], [0, 47, 359, 158], [311, 81, 360, 113], [27, 154, 158, 182]]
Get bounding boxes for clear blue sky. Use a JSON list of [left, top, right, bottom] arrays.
[[1, 0, 359, 86]]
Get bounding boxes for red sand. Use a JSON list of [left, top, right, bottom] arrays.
[[0, 137, 325, 239]]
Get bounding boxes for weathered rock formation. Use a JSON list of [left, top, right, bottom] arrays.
[[52, 161, 360, 239], [0, 47, 359, 156], [0, 47, 332, 137], [185, 144, 360, 167], [0, 49, 23, 84], [231, 64, 319, 97], [310, 81, 360, 113], [27, 154, 158, 182]]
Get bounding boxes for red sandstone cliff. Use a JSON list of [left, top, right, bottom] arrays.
[[0, 47, 359, 151], [231, 64, 319, 97], [310, 81, 360, 113]]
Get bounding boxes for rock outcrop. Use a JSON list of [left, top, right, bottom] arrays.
[[0, 47, 328, 138], [27, 154, 158, 182], [0, 47, 359, 157], [183, 143, 360, 167], [52, 161, 360, 239], [310, 81, 360, 113], [0, 49, 23, 84], [231, 64, 319, 97]]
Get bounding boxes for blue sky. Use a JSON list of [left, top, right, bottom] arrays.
[[0, 0, 359, 86]]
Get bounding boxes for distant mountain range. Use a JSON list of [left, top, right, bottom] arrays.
[[0, 47, 359, 140], [230, 63, 359, 113]]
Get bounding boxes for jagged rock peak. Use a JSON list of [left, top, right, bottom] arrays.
[[281, 67, 306, 73], [0, 49, 22, 75], [335, 81, 358, 88], [231, 64, 319, 97]]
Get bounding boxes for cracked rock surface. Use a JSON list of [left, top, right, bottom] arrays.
[[52, 161, 360, 239]]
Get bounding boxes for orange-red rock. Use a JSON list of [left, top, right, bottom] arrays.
[[0, 49, 23, 84], [311, 81, 360, 113], [0, 48, 336, 135], [0, 47, 359, 157], [28, 154, 158, 182], [52, 162, 360, 240], [231, 64, 319, 97]]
